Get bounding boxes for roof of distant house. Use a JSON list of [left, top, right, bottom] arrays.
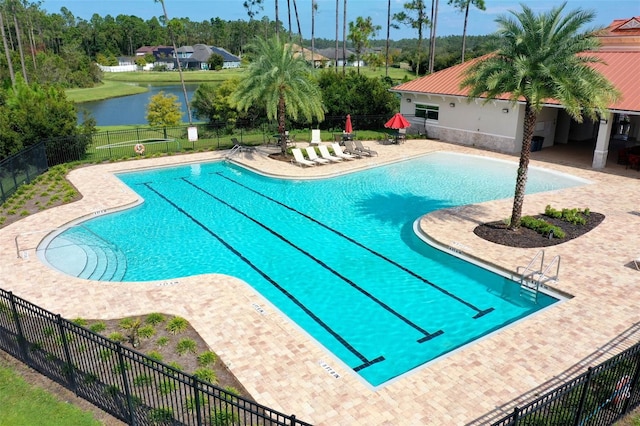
[[210, 47, 241, 62]]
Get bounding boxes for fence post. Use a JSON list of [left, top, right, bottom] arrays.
[[511, 406, 519, 425], [56, 315, 78, 394], [573, 367, 593, 426], [116, 343, 137, 426], [192, 376, 202, 425], [8, 292, 28, 361], [290, 414, 297, 425]]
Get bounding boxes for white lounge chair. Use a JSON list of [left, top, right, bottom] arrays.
[[331, 143, 357, 160], [310, 129, 322, 145], [318, 145, 342, 162], [291, 148, 316, 167], [354, 140, 378, 156], [305, 146, 330, 164]]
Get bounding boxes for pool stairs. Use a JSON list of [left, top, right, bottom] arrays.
[[40, 227, 127, 281], [518, 250, 560, 303]]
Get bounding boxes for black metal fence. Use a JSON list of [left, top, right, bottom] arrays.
[[0, 288, 311, 426], [0, 142, 48, 203], [491, 342, 640, 425]]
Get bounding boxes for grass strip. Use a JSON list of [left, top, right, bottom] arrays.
[[0, 362, 102, 425]]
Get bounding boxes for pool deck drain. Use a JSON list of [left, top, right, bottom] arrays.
[[1, 139, 639, 425]]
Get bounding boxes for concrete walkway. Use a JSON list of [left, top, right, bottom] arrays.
[[1, 139, 639, 425]]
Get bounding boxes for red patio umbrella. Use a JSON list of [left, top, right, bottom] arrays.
[[345, 114, 353, 134], [384, 112, 410, 130]]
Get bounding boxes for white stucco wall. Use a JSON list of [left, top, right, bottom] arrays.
[[401, 95, 521, 153]]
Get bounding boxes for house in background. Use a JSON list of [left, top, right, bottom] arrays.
[[176, 44, 241, 69], [287, 44, 330, 68], [391, 17, 640, 169], [316, 47, 361, 68]]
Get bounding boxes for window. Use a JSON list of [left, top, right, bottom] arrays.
[[415, 104, 439, 121]]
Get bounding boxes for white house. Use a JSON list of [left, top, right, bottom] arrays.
[[391, 17, 640, 169]]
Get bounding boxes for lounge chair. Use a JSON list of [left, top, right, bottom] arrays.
[[305, 146, 330, 164], [331, 143, 357, 160], [231, 137, 255, 152], [291, 148, 316, 167], [318, 145, 343, 162], [342, 140, 364, 157], [310, 129, 322, 145], [354, 140, 378, 156]]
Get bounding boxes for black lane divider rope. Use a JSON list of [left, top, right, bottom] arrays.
[[215, 172, 494, 320], [142, 182, 384, 373], [180, 177, 442, 344]]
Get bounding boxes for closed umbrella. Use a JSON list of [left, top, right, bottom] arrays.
[[345, 114, 353, 134], [384, 112, 410, 130]]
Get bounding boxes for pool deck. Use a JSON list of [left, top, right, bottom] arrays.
[[1, 139, 639, 425]]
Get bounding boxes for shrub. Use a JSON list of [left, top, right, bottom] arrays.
[[176, 338, 197, 356], [544, 205, 588, 225], [521, 216, 566, 239], [166, 316, 188, 334], [89, 321, 106, 333], [193, 368, 217, 384], [145, 312, 165, 325], [198, 351, 217, 367]]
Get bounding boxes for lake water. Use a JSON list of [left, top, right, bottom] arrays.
[[76, 83, 200, 126]]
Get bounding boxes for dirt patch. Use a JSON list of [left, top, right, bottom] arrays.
[[473, 212, 605, 248]]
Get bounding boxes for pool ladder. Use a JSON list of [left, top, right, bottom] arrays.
[[518, 250, 560, 302], [226, 144, 242, 159]]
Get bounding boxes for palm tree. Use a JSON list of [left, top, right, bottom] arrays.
[[154, 0, 193, 125], [461, 3, 619, 230], [394, 1, 428, 76], [428, 0, 439, 73], [448, 0, 486, 63], [230, 37, 325, 156]]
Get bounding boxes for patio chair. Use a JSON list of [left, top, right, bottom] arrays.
[[305, 146, 330, 165], [318, 145, 343, 162], [342, 140, 365, 157], [331, 143, 357, 160], [354, 140, 378, 156], [291, 148, 316, 167]]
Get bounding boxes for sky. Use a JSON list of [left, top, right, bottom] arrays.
[[41, 0, 640, 41]]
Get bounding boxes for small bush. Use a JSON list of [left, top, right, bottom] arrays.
[[147, 351, 164, 362], [176, 338, 197, 356], [156, 336, 169, 347], [138, 324, 156, 339], [521, 216, 566, 239], [544, 205, 588, 225], [193, 368, 217, 384], [108, 332, 125, 342], [166, 316, 188, 334], [89, 321, 106, 333], [145, 312, 165, 325], [198, 351, 217, 367]]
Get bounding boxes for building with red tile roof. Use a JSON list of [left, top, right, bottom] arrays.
[[391, 18, 640, 169]]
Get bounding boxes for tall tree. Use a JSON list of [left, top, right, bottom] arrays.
[[154, 0, 192, 125], [394, 1, 429, 76], [448, 0, 485, 63], [334, 0, 339, 72], [385, 0, 391, 77], [428, 0, 439, 73], [311, 0, 317, 71], [342, 0, 347, 74], [230, 36, 325, 155], [0, 9, 15, 86], [348, 16, 381, 74], [461, 3, 619, 230], [243, 0, 264, 20]]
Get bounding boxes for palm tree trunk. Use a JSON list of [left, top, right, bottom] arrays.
[[335, 0, 339, 72], [275, 0, 280, 39], [311, 0, 316, 71], [158, 0, 193, 125], [286, 0, 292, 40], [278, 95, 287, 155], [292, 0, 302, 46], [509, 103, 537, 230], [461, 1, 470, 63], [342, 0, 347, 74], [428, 0, 439, 73], [13, 14, 28, 83], [0, 10, 15, 87], [385, 0, 390, 77]]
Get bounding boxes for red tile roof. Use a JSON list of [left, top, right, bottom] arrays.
[[392, 51, 640, 112]]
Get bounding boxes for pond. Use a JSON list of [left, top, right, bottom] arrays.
[[76, 83, 201, 126]]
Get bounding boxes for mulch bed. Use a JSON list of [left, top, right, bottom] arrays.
[[473, 212, 605, 248]]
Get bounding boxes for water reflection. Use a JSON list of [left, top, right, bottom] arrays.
[[76, 83, 200, 126]]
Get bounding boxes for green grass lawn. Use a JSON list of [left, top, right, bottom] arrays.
[[66, 79, 148, 103], [102, 69, 242, 83], [0, 362, 102, 425]]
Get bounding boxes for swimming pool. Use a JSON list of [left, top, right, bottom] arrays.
[[40, 152, 588, 386]]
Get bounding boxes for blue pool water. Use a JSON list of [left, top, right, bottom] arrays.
[[41, 152, 588, 386]]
